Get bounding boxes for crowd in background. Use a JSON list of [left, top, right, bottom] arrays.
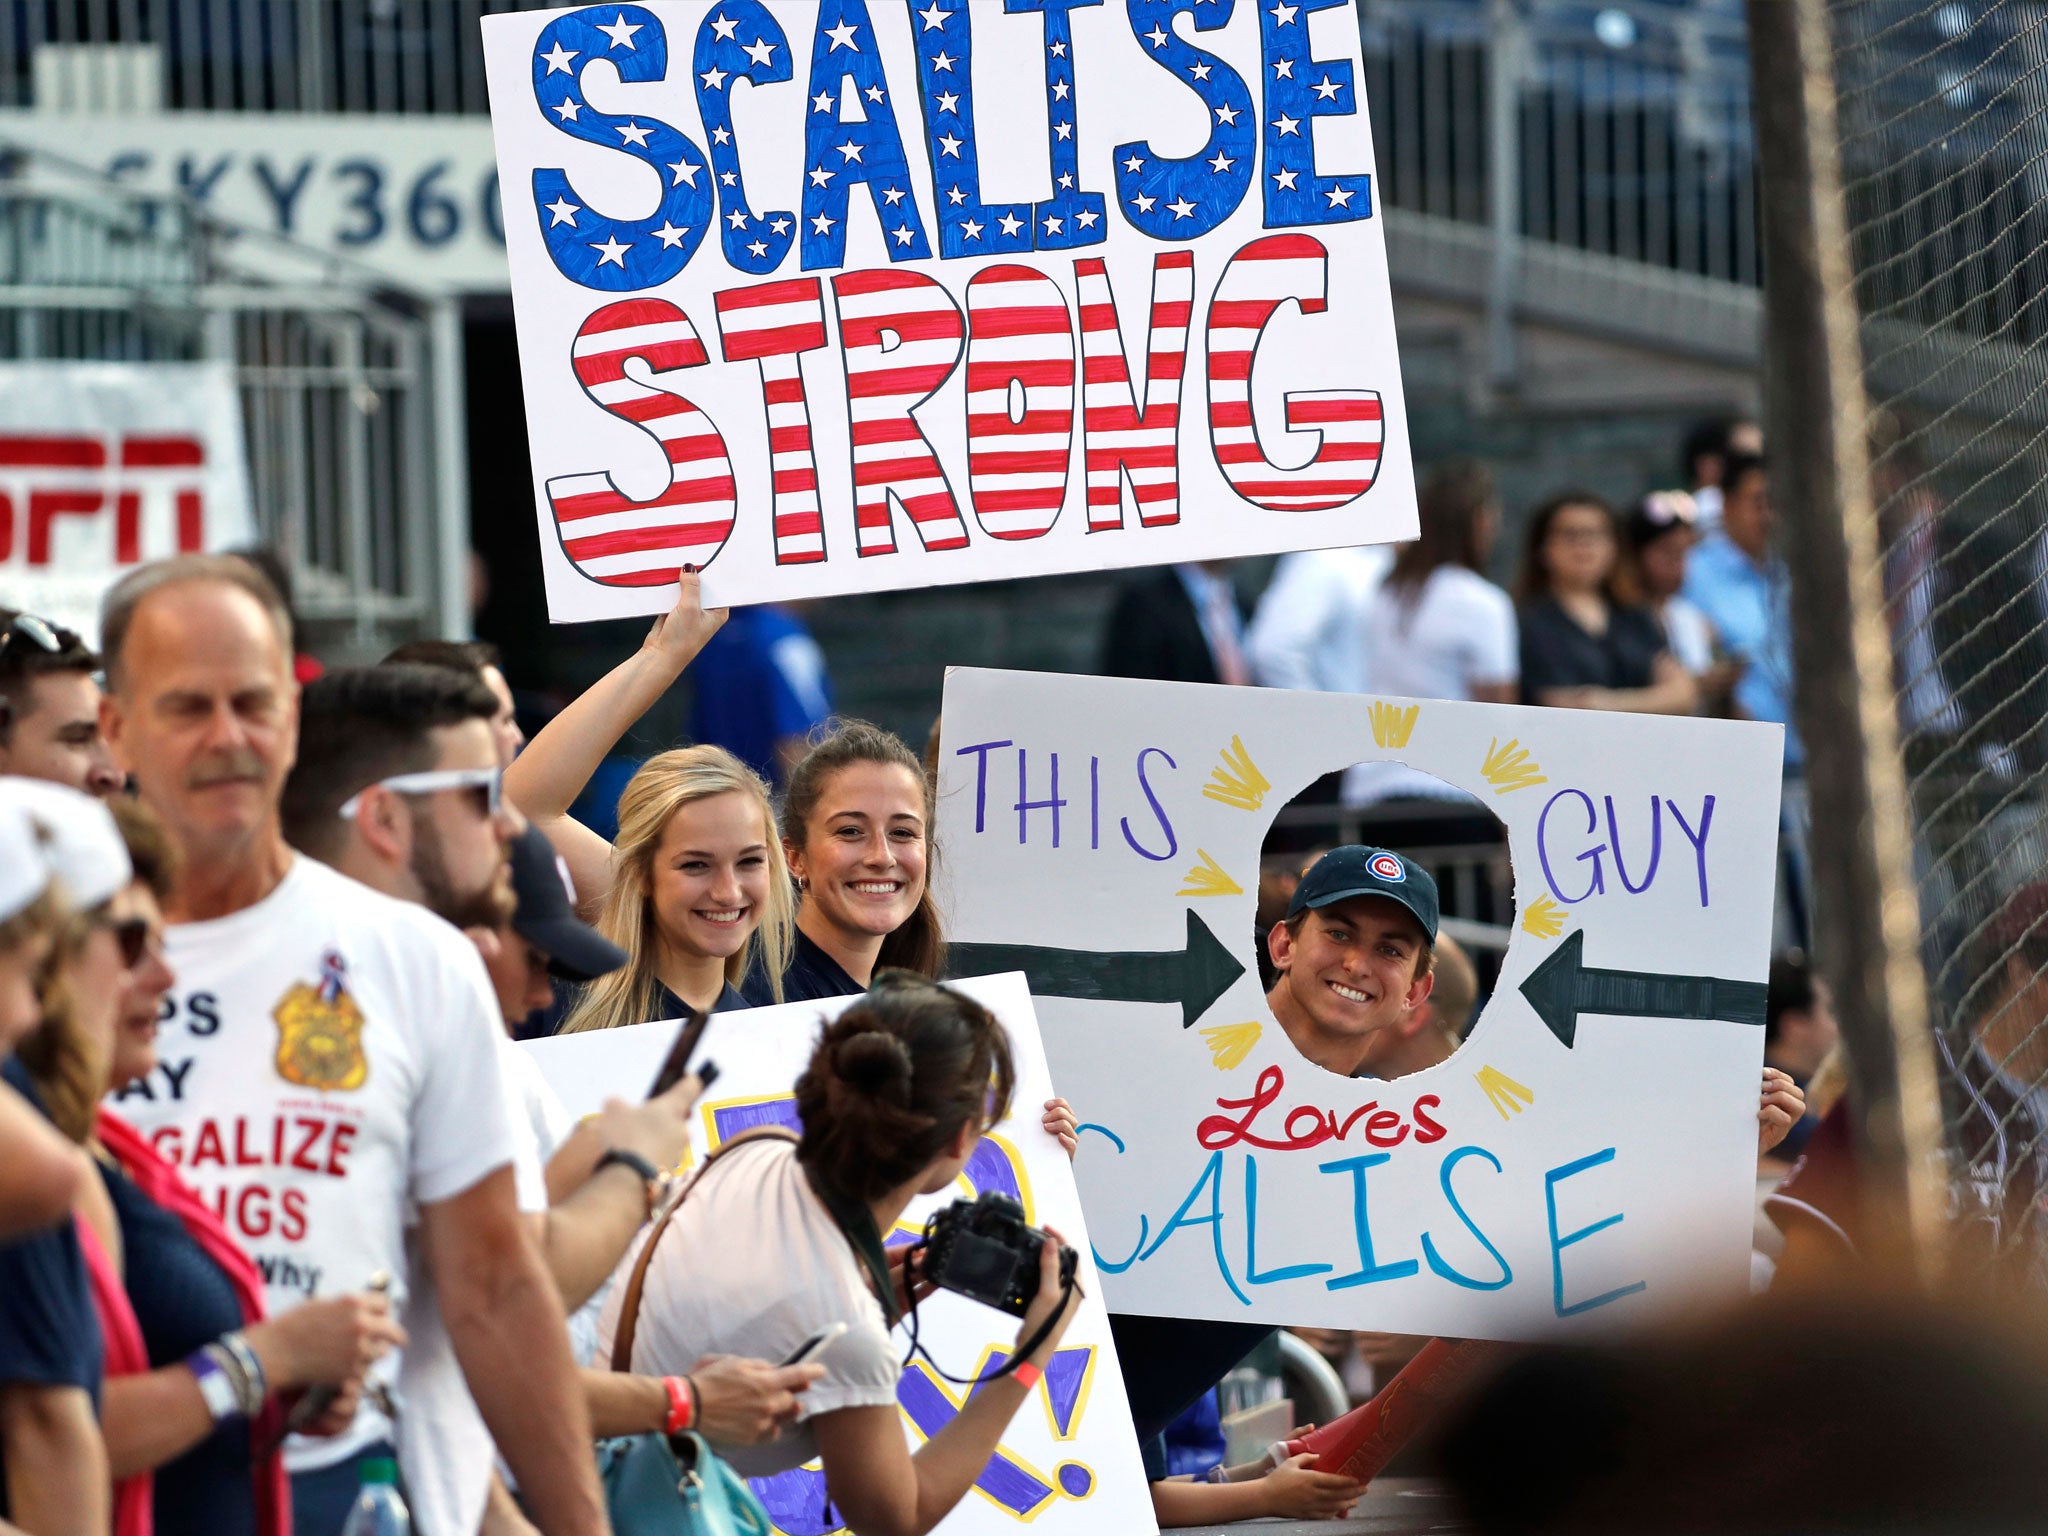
[[0, 408, 2017, 1536]]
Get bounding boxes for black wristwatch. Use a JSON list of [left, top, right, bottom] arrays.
[[595, 1148, 666, 1216]]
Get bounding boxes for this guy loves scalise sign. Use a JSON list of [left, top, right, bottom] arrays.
[[482, 0, 1417, 618]]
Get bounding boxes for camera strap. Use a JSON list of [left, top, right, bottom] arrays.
[[802, 1166, 904, 1329]]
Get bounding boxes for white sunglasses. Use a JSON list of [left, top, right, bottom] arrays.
[[338, 765, 503, 821]]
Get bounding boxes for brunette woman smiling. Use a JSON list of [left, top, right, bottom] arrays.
[[741, 721, 940, 1004]]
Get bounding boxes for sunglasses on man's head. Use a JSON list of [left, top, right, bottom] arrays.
[[337, 765, 504, 822], [0, 612, 74, 663]]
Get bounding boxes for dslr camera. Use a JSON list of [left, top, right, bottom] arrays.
[[922, 1192, 1078, 1318]]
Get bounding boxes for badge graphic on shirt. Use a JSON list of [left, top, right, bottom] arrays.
[[272, 950, 369, 1092]]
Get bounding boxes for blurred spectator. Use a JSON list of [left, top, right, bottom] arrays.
[[1438, 1293, 2048, 1535], [1357, 934, 1479, 1080], [1615, 492, 1744, 714], [1254, 849, 1323, 986], [1682, 454, 1800, 761], [687, 604, 833, 790], [1102, 562, 1250, 685], [88, 797, 400, 1536], [1937, 881, 2048, 1274], [1681, 453, 1806, 941], [1763, 953, 1837, 1165], [1516, 491, 1697, 715], [0, 789, 84, 1245], [1344, 461, 1516, 810], [1245, 545, 1393, 693], [0, 611, 123, 798], [1680, 415, 1763, 532], [383, 639, 526, 765], [0, 779, 130, 1536], [231, 548, 323, 686]]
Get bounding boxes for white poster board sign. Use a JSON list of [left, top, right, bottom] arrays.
[[935, 668, 1786, 1341], [522, 973, 1156, 1536], [480, 0, 1416, 620], [0, 362, 255, 643]]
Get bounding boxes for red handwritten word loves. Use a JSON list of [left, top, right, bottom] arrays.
[[1196, 1065, 1446, 1153]]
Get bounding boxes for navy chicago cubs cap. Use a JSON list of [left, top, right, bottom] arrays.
[[509, 822, 629, 982], [1286, 845, 1440, 943]]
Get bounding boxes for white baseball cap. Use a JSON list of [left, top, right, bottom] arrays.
[[0, 795, 52, 927], [0, 778, 130, 911]]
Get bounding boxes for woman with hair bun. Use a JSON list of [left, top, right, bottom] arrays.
[[596, 975, 1080, 1536]]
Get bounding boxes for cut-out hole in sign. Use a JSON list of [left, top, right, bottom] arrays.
[[1253, 760, 1512, 1084]]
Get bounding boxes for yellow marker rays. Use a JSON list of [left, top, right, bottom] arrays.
[[1481, 737, 1548, 794], [1520, 895, 1566, 939], [1177, 849, 1244, 898], [1202, 735, 1271, 811], [1474, 1064, 1535, 1121], [1201, 1021, 1262, 1071], [1369, 700, 1419, 749]]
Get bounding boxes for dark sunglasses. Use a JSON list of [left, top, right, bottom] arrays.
[[99, 914, 157, 969]]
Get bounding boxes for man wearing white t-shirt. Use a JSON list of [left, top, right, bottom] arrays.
[[285, 667, 814, 1534], [98, 557, 607, 1536]]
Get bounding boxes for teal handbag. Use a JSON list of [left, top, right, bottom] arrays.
[[595, 1429, 773, 1536], [598, 1130, 793, 1536]]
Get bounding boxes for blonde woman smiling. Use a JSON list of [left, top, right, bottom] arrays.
[[505, 575, 792, 1022]]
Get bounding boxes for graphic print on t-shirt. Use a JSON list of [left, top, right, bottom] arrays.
[[271, 949, 370, 1093]]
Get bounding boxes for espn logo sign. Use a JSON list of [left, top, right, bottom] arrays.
[[0, 434, 210, 566]]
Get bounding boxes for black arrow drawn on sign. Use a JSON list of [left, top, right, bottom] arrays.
[[1519, 929, 1768, 1048], [945, 909, 1246, 1028]]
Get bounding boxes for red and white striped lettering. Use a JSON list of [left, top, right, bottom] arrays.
[[832, 269, 969, 557], [964, 266, 1074, 542], [1206, 235, 1382, 512], [1077, 250, 1192, 530], [716, 278, 830, 566], [545, 298, 737, 588]]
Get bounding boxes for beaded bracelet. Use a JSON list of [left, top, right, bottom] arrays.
[[218, 1332, 269, 1417]]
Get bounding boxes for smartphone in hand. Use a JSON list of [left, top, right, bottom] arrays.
[[647, 1009, 711, 1099], [779, 1321, 849, 1368]]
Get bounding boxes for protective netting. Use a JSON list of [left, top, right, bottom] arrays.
[[1828, 1, 2048, 1275]]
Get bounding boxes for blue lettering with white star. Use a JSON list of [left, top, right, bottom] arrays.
[[530, 4, 712, 291], [1007, 0, 1109, 251], [695, 1, 797, 274], [798, 0, 933, 270], [1258, 0, 1372, 226], [1113, 0, 1256, 240], [906, 0, 1033, 259]]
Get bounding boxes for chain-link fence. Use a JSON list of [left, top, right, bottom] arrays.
[[1832, 0, 2048, 1278], [1761, 0, 2048, 1277]]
